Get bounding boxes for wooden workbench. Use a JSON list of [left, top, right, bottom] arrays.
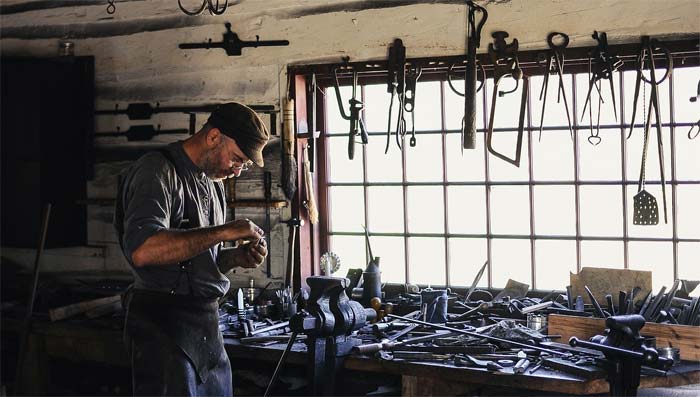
[[5, 318, 699, 396]]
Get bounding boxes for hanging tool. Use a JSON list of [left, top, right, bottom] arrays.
[[281, 218, 302, 292], [106, 0, 115, 14], [538, 32, 574, 141], [178, 0, 228, 15], [486, 31, 528, 167], [302, 145, 318, 224], [281, 98, 297, 201], [685, 81, 699, 138], [333, 67, 368, 160], [264, 171, 272, 277], [404, 66, 422, 147], [179, 23, 289, 56], [307, 73, 319, 172], [463, 1, 488, 150], [581, 31, 623, 127], [631, 37, 672, 225], [385, 39, 407, 153]]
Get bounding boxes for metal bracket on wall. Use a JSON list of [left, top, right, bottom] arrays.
[[179, 23, 289, 57]]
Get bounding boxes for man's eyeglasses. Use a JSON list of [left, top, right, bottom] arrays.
[[232, 161, 253, 172]]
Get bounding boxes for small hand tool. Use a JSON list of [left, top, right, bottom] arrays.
[[487, 31, 528, 167], [333, 66, 368, 160], [606, 294, 616, 316], [581, 31, 623, 125], [462, 0, 488, 150], [630, 36, 672, 225], [385, 39, 407, 153], [513, 358, 531, 374], [179, 23, 289, 56], [404, 66, 422, 147], [566, 285, 574, 310], [464, 261, 489, 302], [584, 286, 609, 318], [618, 291, 627, 315], [538, 32, 574, 141]]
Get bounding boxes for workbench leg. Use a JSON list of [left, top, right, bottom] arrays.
[[402, 375, 479, 396], [17, 334, 49, 395]]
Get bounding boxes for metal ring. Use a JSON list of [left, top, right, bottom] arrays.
[[446, 61, 485, 97], [636, 40, 673, 86], [178, 0, 207, 16]]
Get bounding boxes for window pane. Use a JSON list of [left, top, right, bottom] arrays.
[[447, 186, 486, 234], [578, 128, 622, 181], [530, 74, 575, 128], [490, 186, 530, 235], [326, 86, 353, 133], [673, 66, 700, 123], [406, 186, 444, 233], [327, 136, 363, 182], [678, 242, 700, 282], [366, 133, 402, 182], [628, 242, 673, 291], [408, 237, 446, 286], [363, 83, 391, 133], [329, 186, 365, 232], [330, 235, 366, 278], [445, 132, 485, 182], [579, 185, 623, 237], [372, 236, 406, 284], [448, 238, 487, 287], [533, 186, 575, 235], [444, 79, 484, 131], [580, 240, 623, 269], [622, 69, 671, 127], [677, 185, 700, 239], [625, 128, 672, 183], [412, 81, 443, 131], [532, 130, 574, 181], [675, 129, 700, 181], [491, 239, 531, 288], [488, 130, 530, 181], [406, 133, 443, 182], [535, 240, 577, 290], [576, 72, 620, 127], [626, 185, 673, 239], [367, 186, 404, 233]]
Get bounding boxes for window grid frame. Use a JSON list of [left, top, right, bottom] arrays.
[[323, 64, 699, 289]]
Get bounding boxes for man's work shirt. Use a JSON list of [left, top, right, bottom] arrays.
[[116, 142, 229, 298]]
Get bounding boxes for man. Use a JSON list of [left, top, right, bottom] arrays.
[[114, 102, 270, 396]]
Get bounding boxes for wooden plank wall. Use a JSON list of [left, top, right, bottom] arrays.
[[1, 0, 697, 289]]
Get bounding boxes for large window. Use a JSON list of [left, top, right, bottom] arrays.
[[320, 59, 699, 291]]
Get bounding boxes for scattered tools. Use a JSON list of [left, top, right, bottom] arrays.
[[263, 171, 272, 277], [585, 285, 609, 318], [487, 31, 528, 167], [281, 98, 297, 201], [581, 31, 623, 127], [462, 0, 488, 150], [333, 67, 368, 160], [385, 38, 407, 153], [464, 261, 489, 302], [630, 36, 672, 225], [179, 22, 289, 56], [538, 32, 574, 141], [404, 66, 422, 147]]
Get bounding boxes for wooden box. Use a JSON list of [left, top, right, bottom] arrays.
[[548, 314, 700, 361]]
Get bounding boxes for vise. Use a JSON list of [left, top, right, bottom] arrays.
[[570, 314, 672, 396], [289, 276, 376, 395]]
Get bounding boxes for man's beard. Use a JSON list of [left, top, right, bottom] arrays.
[[200, 144, 232, 181]]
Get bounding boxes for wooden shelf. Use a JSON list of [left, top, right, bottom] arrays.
[[227, 200, 287, 209]]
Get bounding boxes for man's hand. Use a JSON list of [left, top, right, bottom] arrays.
[[225, 219, 264, 243], [237, 238, 267, 269]]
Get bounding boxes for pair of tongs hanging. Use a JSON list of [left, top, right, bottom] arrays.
[[462, 1, 488, 150], [538, 32, 573, 142], [486, 31, 528, 167], [385, 39, 407, 153], [581, 31, 623, 132], [333, 67, 368, 160], [631, 37, 673, 225]]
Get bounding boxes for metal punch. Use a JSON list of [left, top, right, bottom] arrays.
[[487, 31, 528, 167], [333, 67, 368, 160], [538, 32, 574, 142], [581, 31, 623, 138]]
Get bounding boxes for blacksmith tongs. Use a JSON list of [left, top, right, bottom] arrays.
[[333, 67, 368, 160], [581, 31, 623, 123], [538, 32, 573, 141]]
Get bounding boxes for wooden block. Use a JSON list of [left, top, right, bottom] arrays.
[[548, 314, 700, 361], [49, 295, 121, 322], [570, 267, 652, 306]]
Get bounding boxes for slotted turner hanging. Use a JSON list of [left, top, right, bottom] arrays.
[[633, 100, 659, 226]]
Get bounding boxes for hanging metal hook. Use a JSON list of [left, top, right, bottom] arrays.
[[106, 0, 116, 14]]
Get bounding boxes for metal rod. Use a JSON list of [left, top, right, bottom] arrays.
[[264, 331, 299, 397], [386, 314, 566, 356]]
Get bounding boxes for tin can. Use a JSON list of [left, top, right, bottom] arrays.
[[526, 313, 547, 332]]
